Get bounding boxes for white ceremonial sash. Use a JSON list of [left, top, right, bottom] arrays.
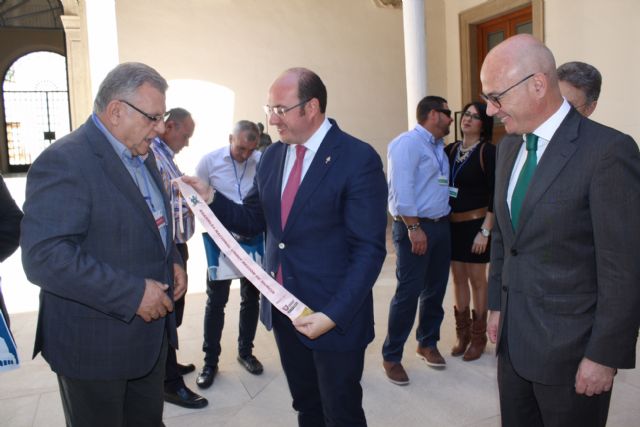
[[173, 179, 312, 321]]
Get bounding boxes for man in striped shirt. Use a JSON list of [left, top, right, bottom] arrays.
[[151, 108, 207, 409]]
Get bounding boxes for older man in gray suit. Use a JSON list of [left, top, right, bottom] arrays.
[[481, 34, 640, 427], [21, 62, 186, 426]]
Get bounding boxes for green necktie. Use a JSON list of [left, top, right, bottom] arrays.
[[511, 133, 538, 230]]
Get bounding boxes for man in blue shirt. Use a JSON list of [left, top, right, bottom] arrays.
[[383, 95, 453, 385]]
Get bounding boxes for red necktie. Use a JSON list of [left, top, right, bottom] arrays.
[[277, 144, 306, 284], [281, 144, 306, 227]]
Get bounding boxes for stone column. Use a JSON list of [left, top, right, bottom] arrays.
[[85, 0, 119, 100], [402, 0, 426, 129]]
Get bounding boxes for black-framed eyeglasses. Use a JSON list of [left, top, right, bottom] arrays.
[[119, 99, 170, 122], [462, 111, 482, 121], [480, 73, 535, 108], [435, 108, 452, 118], [263, 98, 310, 118]]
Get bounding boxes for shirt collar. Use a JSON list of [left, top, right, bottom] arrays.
[[92, 113, 148, 164], [153, 137, 174, 157], [292, 117, 332, 154], [414, 124, 442, 146], [531, 99, 571, 142]]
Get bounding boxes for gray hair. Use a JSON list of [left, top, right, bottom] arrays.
[[557, 61, 602, 103], [93, 62, 168, 113], [166, 107, 192, 124], [232, 120, 259, 143]]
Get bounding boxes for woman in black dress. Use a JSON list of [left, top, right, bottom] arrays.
[[444, 102, 495, 361]]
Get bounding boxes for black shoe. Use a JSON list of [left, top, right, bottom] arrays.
[[177, 362, 196, 376], [196, 365, 218, 389], [164, 386, 208, 409], [237, 354, 264, 375]]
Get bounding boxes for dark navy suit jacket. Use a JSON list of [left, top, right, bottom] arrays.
[[212, 120, 388, 351], [21, 117, 178, 380]]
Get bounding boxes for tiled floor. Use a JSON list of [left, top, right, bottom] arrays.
[[1, 176, 639, 426]]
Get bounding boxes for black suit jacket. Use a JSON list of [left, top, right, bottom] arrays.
[[21, 117, 178, 380], [489, 108, 640, 385]]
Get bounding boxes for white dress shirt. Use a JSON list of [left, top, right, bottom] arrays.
[[280, 118, 332, 195], [507, 100, 571, 212], [196, 145, 262, 204]]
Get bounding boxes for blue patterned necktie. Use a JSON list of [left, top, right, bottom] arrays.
[[511, 133, 539, 230]]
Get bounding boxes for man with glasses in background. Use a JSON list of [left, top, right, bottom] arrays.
[[557, 61, 602, 118], [21, 62, 185, 426], [482, 34, 640, 427], [382, 96, 453, 385], [184, 67, 387, 427], [194, 120, 264, 390]]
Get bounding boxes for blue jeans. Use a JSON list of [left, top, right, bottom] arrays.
[[202, 276, 260, 367], [382, 220, 451, 362]]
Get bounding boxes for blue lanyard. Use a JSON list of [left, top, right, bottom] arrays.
[[450, 144, 475, 186], [431, 141, 446, 176], [231, 155, 248, 201], [133, 157, 156, 211]]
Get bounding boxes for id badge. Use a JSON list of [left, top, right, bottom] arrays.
[[153, 209, 167, 230], [449, 186, 459, 198], [438, 175, 449, 186]]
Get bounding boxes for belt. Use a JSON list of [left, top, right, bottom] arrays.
[[393, 216, 447, 223], [449, 207, 488, 223]]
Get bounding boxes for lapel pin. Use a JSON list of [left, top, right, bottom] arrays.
[[325, 156, 331, 164]]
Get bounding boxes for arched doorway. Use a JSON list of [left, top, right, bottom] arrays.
[[3, 51, 70, 172], [0, 0, 67, 173]]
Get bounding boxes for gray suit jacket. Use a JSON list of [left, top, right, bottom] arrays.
[[488, 108, 640, 385], [21, 117, 178, 380]]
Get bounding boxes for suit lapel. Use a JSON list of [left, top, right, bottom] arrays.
[[85, 119, 167, 249], [282, 125, 341, 235], [497, 135, 521, 243], [516, 110, 580, 233]]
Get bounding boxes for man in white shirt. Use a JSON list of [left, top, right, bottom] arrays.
[[194, 120, 263, 389]]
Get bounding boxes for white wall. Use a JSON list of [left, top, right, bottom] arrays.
[[115, 0, 407, 168]]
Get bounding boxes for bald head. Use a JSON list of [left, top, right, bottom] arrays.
[[480, 34, 564, 134]]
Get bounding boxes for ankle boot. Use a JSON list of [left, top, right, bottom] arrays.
[[463, 310, 487, 361], [451, 306, 471, 356]]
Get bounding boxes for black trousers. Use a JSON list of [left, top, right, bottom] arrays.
[[164, 243, 188, 391], [202, 276, 259, 366], [498, 337, 611, 427], [58, 334, 168, 427], [272, 307, 367, 427]]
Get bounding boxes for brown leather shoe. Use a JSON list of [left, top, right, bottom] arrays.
[[382, 360, 410, 385], [416, 345, 446, 368]]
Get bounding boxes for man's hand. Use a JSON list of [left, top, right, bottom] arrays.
[[173, 262, 188, 301], [409, 228, 427, 255], [181, 176, 214, 204], [292, 312, 336, 339], [487, 310, 500, 343], [136, 279, 174, 322], [575, 357, 616, 396]]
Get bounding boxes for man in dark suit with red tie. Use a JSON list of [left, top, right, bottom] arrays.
[[481, 34, 640, 427], [186, 67, 388, 427]]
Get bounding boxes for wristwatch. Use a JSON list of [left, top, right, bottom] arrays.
[[407, 223, 420, 231], [480, 228, 491, 237]]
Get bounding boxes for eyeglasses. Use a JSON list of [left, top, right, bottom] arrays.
[[462, 111, 482, 121], [480, 73, 535, 108], [119, 99, 170, 122], [263, 99, 310, 118], [435, 108, 452, 118]]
